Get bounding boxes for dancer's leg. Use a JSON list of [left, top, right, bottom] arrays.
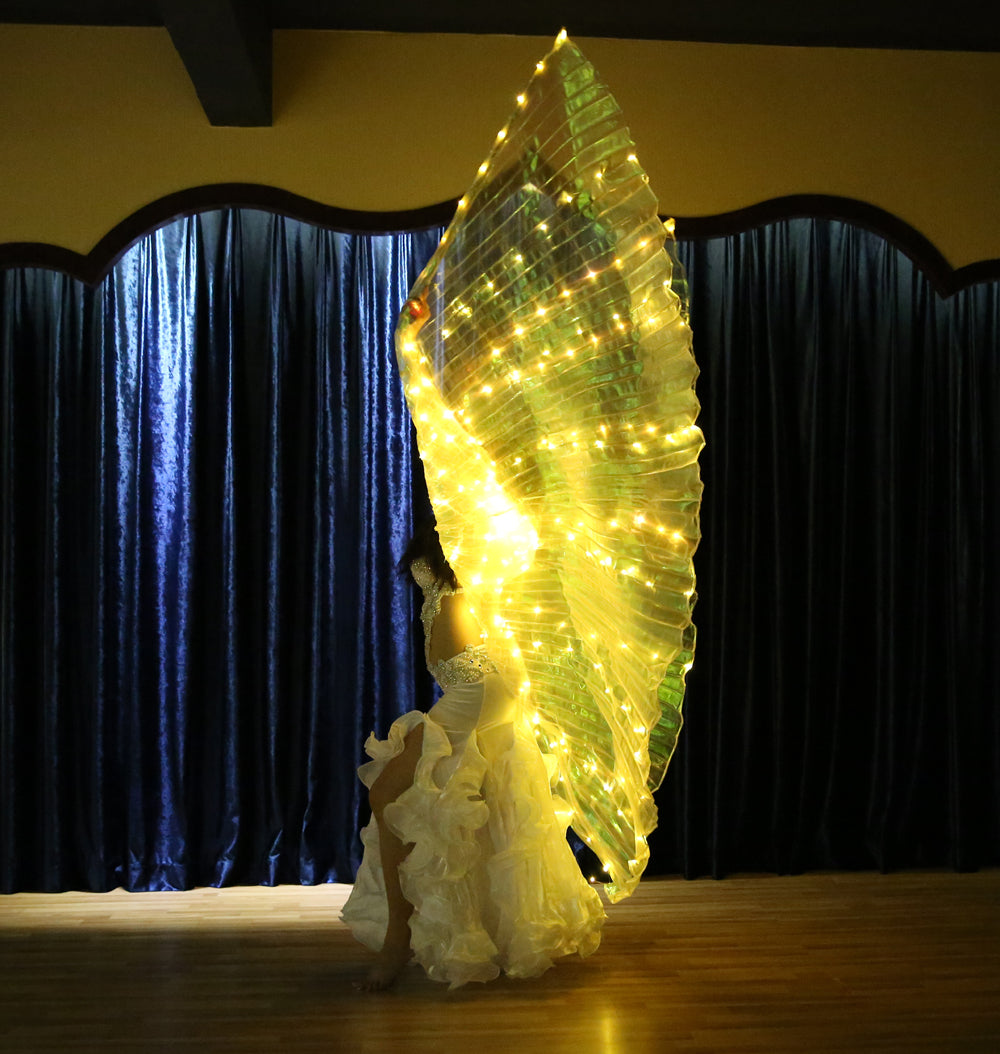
[[356, 724, 424, 991]]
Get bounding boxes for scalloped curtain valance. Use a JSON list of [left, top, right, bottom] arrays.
[[1, 189, 998, 297]]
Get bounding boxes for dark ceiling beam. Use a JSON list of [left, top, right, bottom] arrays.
[[273, 0, 1000, 52], [158, 0, 271, 126], [1, 0, 998, 53]]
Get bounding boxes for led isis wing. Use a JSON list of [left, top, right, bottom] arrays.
[[396, 32, 703, 901]]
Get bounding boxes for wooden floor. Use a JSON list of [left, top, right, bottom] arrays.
[[0, 871, 998, 1053]]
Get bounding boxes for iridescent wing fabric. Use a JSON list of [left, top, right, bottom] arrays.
[[395, 32, 703, 901]]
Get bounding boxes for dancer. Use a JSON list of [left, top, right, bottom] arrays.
[[343, 31, 703, 989], [344, 521, 604, 990]]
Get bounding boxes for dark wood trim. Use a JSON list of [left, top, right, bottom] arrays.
[[0, 183, 996, 297], [673, 194, 1000, 297], [0, 185, 456, 287]]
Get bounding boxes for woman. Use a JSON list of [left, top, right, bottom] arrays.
[[343, 32, 702, 991], [342, 521, 604, 990]]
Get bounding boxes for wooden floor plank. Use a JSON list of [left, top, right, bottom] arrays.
[[0, 871, 998, 1053]]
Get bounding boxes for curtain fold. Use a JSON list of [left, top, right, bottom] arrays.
[[656, 222, 1000, 877], [1, 212, 442, 891], [1, 212, 998, 891]]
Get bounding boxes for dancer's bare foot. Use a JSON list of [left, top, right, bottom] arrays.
[[354, 941, 413, 992]]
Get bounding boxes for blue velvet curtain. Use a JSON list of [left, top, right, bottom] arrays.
[[660, 223, 1000, 877], [2, 211, 998, 892], [1, 211, 442, 891]]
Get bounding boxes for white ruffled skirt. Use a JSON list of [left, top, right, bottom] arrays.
[[341, 672, 605, 988]]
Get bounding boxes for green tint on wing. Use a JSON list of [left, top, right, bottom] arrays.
[[395, 33, 703, 901]]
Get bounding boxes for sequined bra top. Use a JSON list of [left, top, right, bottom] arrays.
[[410, 557, 498, 689]]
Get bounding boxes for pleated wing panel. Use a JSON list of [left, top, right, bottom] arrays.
[[396, 33, 703, 901]]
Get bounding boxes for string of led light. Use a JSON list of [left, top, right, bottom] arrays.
[[396, 30, 703, 901]]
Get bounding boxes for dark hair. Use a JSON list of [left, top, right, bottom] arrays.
[[397, 520, 459, 589]]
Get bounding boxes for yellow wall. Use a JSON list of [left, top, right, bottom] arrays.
[[2, 25, 998, 269]]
